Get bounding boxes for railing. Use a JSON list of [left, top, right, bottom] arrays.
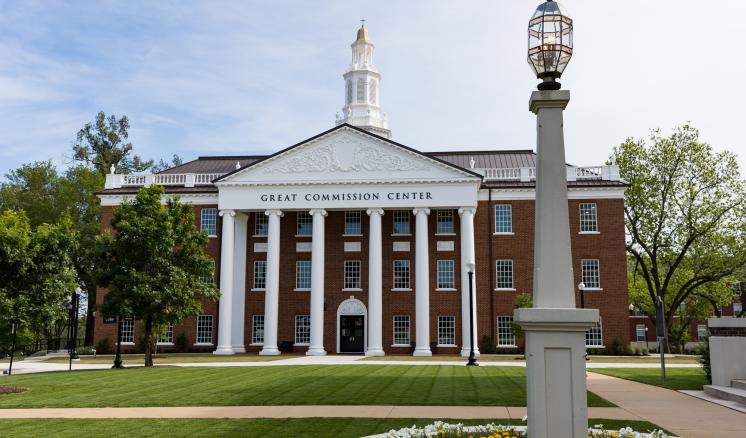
[[476, 165, 620, 182], [105, 173, 225, 189]]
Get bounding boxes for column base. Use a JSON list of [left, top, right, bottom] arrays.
[[306, 347, 327, 356], [412, 348, 432, 357], [259, 347, 281, 356], [213, 346, 235, 355], [231, 346, 246, 354], [460, 348, 481, 358], [365, 348, 385, 357]]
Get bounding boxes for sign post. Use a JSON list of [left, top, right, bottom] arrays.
[[655, 296, 666, 382], [8, 323, 17, 376]]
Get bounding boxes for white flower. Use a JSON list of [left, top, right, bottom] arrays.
[[522, 415, 527, 422]]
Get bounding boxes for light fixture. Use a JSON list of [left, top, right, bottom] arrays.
[[528, 0, 573, 90]]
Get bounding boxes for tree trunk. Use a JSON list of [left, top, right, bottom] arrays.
[[144, 318, 154, 367]]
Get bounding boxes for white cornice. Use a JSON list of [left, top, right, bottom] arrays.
[[478, 187, 625, 201], [217, 178, 480, 188], [99, 193, 219, 207]]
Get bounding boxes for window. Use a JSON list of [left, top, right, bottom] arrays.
[[393, 210, 410, 234], [437, 316, 456, 345], [734, 302, 743, 316], [495, 260, 514, 289], [393, 260, 410, 289], [253, 260, 267, 289], [436, 209, 454, 234], [345, 211, 362, 235], [497, 316, 516, 347], [635, 324, 647, 342], [252, 315, 264, 344], [344, 260, 361, 289], [120, 319, 134, 344], [346, 80, 353, 105], [196, 315, 213, 344], [579, 203, 598, 232], [255, 212, 268, 236], [296, 261, 312, 289], [103, 316, 116, 324], [297, 212, 312, 236], [581, 259, 601, 289], [585, 319, 603, 347], [494, 205, 513, 233], [295, 315, 310, 344], [157, 324, 174, 344], [201, 208, 217, 236], [369, 80, 377, 104], [200, 259, 215, 285], [356, 79, 365, 102], [437, 260, 455, 289], [393, 315, 410, 345], [697, 324, 708, 341]]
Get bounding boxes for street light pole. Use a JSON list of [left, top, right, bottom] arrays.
[[112, 315, 124, 369], [577, 282, 586, 309], [8, 323, 17, 376], [466, 262, 478, 366]]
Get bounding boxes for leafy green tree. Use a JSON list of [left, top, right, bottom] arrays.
[[96, 185, 219, 366], [613, 124, 746, 349]]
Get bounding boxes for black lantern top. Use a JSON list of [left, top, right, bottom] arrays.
[[528, 0, 573, 90]]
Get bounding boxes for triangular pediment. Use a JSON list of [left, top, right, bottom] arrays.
[[215, 125, 481, 186]]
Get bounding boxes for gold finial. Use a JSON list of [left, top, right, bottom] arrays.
[[356, 19, 369, 42]]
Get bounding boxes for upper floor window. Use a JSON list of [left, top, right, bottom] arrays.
[[436, 209, 454, 234], [393, 260, 410, 289], [201, 208, 217, 236], [581, 259, 601, 289], [495, 205, 513, 234], [253, 260, 267, 289], [345, 211, 362, 235], [579, 203, 598, 232], [297, 212, 312, 236], [437, 260, 455, 289], [296, 261, 312, 289], [344, 260, 361, 289], [393, 210, 410, 234], [495, 259, 514, 290], [255, 212, 268, 236]]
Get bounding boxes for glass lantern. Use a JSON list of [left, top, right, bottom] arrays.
[[528, 0, 573, 90]]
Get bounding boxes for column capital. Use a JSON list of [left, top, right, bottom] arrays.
[[366, 208, 384, 216], [309, 209, 328, 217], [265, 209, 284, 218], [412, 207, 430, 216], [458, 207, 477, 216], [219, 209, 236, 217]]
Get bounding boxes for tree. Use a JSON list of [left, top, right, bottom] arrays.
[[73, 111, 154, 175], [613, 124, 746, 348], [96, 185, 219, 366]]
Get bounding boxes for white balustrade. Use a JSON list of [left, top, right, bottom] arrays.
[[105, 173, 227, 189], [479, 165, 618, 182]]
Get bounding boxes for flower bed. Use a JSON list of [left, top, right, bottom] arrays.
[[365, 421, 672, 438]]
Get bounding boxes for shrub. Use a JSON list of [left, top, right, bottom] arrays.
[[175, 333, 188, 353], [480, 336, 496, 354], [640, 346, 649, 356], [697, 336, 711, 384], [95, 338, 112, 354], [610, 337, 625, 355], [77, 346, 95, 355]]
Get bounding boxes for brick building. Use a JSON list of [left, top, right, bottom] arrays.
[[93, 25, 629, 356]]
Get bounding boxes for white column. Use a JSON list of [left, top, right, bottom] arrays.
[[214, 209, 235, 355], [366, 208, 385, 356], [413, 208, 432, 356], [231, 212, 248, 354], [307, 209, 327, 356], [260, 210, 283, 356], [458, 207, 479, 357]]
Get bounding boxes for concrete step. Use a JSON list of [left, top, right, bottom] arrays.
[[733, 379, 746, 390], [704, 385, 746, 405]]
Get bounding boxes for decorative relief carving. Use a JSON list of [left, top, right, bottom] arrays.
[[339, 299, 366, 315]]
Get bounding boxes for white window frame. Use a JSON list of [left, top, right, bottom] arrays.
[[196, 315, 213, 345], [157, 323, 174, 345], [635, 324, 646, 342], [497, 316, 516, 347], [437, 315, 456, 346], [494, 204, 513, 234], [254, 212, 268, 236], [436, 209, 455, 234], [733, 302, 743, 316], [436, 260, 455, 290], [579, 203, 599, 233], [200, 208, 217, 237], [296, 212, 313, 236], [392, 315, 411, 346], [295, 260, 312, 290], [344, 211, 362, 235], [581, 259, 601, 289], [495, 259, 514, 290], [585, 318, 603, 348], [392, 210, 411, 235], [697, 324, 708, 341], [393, 260, 411, 290], [294, 315, 310, 345], [343, 260, 362, 290], [253, 260, 267, 290], [251, 315, 264, 345], [119, 318, 135, 344]]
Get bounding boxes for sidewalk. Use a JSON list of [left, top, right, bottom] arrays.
[[587, 372, 746, 438]]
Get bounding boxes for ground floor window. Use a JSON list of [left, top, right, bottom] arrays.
[[635, 324, 646, 342], [697, 324, 708, 341], [196, 315, 213, 344], [585, 319, 603, 347], [120, 318, 134, 343], [295, 315, 310, 344], [497, 316, 516, 347], [437, 316, 456, 345], [252, 315, 264, 344], [495, 260, 514, 289], [393, 315, 410, 345], [157, 324, 174, 344]]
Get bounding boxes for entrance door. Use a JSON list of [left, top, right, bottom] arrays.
[[339, 315, 365, 353]]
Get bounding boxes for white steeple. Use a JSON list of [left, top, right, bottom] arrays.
[[335, 22, 391, 138]]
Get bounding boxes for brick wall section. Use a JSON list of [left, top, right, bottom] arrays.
[[93, 196, 629, 354]]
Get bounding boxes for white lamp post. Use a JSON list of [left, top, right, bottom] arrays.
[[514, 2, 599, 437]]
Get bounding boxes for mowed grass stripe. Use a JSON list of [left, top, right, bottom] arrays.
[[0, 365, 614, 408]]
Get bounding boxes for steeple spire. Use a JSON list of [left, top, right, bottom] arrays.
[[335, 23, 391, 138]]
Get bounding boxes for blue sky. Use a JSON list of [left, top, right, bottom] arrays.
[[1, 0, 745, 177]]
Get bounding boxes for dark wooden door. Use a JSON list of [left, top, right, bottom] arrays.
[[339, 315, 365, 353]]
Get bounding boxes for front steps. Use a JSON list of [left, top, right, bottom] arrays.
[[703, 380, 746, 406]]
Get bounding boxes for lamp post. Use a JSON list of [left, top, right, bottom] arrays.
[[577, 282, 586, 309], [71, 288, 80, 360], [7, 323, 17, 376], [112, 316, 124, 369], [466, 262, 478, 366]]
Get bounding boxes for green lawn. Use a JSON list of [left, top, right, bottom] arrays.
[[591, 367, 707, 391], [44, 353, 286, 364], [363, 354, 700, 364], [0, 365, 613, 408], [0, 418, 667, 438]]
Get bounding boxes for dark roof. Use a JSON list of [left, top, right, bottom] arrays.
[[158, 157, 263, 175]]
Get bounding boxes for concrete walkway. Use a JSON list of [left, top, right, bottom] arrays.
[[587, 372, 746, 438]]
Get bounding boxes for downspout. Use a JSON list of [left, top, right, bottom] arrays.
[[488, 188, 495, 342]]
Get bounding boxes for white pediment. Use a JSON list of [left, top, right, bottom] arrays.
[[216, 127, 479, 186]]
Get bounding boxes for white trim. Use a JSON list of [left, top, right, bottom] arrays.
[[434, 232, 456, 236], [250, 288, 266, 292], [252, 234, 268, 238], [478, 187, 625, 201], [293, 343, 310, 346], [294, 234, 312, 238], [391, 288, 412, 292], [249, 342, 264, 346], [494, 288, 517, 292], [583, 288, 603, 291], [99, 193, 219, 206], [391, 344, 411, 348], [293, 288, 311, 292], [436, 344, 458, 348], [342, 234, 363, 237], [578, 231, 600, 235], [436, 288, 457, 292], [493, 232, 515, 236], [336, 297, 368, 354], [194, 343, 214, 346], [156, 342, 174, 346], [116, 342, 135, 346], [391, 233, 412, 237], [342, 288, 363, 292]]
